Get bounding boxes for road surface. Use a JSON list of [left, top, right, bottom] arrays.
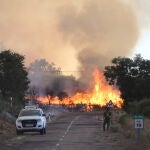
[[5, 112, 123, 150]]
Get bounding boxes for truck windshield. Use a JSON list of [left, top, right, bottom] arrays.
[[19, 110, 41, 116]]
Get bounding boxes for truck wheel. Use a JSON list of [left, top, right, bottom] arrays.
[[44, 128, 46, 134], [40, 128, 44, 135]]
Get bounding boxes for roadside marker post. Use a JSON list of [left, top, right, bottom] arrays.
[[133, 115, 144, 144]]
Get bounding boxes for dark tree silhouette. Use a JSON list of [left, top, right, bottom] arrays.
[[104, 54, 150, 106], [0, 50, 29, 104]]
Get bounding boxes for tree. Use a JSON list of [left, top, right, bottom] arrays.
[[58, 91, 68, 101], [104, 55, 150, 105], [0, 50, 29, 104], [28, 59, 61, 77], [28, 59, 62, 91], [27, 86, 39, 100], [44, 87, 55, 105]]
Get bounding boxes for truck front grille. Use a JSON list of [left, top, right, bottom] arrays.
[[22, 120, 37, 127]]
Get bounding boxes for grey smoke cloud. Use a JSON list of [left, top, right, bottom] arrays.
[[0, 0, 140, 83], [58, 0, 139, 82]]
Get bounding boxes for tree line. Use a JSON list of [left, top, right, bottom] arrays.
[[27, 59, 79, 104], [0, 50, 79, 112], [0, 50, 29, 112], [0, 50, 150, 113], [104, 54, 150, 112]]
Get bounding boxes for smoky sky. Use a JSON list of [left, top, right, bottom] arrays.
[[0, 0, 141, 80], [58, 0, 139, 81]]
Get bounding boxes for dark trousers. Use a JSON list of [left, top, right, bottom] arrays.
[[103, 119, 110, 131]]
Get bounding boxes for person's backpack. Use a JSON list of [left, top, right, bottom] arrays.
[[104, 111, 111, 121]]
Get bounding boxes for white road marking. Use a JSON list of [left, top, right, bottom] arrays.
[[52, 116, 79, 150]]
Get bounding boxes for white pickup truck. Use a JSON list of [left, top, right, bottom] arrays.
[[16, 106, 46, 135]]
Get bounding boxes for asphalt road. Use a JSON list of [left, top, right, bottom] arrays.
[[5, 112, 123, 150]]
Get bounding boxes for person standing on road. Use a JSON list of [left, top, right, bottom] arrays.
[[103, 107, 111, 131]]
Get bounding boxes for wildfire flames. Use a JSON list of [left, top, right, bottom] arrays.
[[37, 69, 124, 108]]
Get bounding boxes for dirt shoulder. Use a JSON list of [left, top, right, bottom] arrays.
[[0, 116, 16, 141], [111, 111, 150, 150]]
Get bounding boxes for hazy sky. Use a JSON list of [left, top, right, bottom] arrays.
[[0, 0, 149, 76], [133, 0, 150, 59]]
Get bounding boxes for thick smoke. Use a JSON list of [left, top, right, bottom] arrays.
[[58, 0, 139, 83], [0, 0, 140, 94], [28, 59, 81, 97]]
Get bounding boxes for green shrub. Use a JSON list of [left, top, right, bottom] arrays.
[[126, 98, 150, 117], [127, 101, 140, 114], [0, 100, 11, 113], [118, 114, 128, 125], [142, 106, 150, 117]]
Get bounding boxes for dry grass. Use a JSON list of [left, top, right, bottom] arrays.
[[0, 116, 15, 140], [115, 111, 150, 150]]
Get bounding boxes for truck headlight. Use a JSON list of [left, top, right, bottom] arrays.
[[37, 119, 42, 123], [16, 119, 21, 125]]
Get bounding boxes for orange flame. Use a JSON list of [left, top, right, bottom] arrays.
[[37, 69, 124, 108]]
